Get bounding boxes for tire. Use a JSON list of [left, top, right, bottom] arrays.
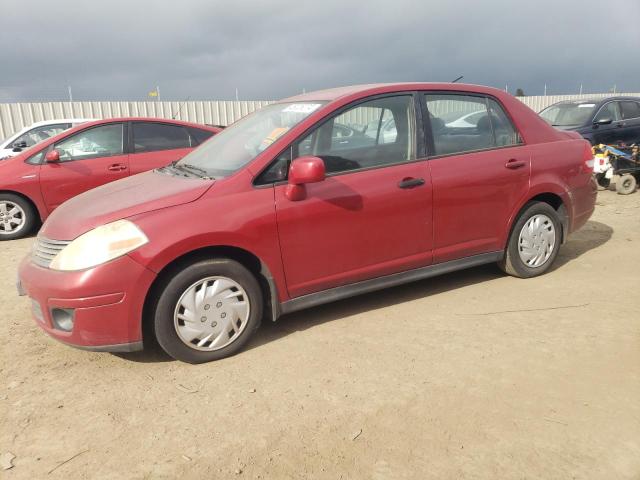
[[499, 202, 562, 278], [595, 173, 610, 190], [152, 258, 263, 364], [616, 174, 637, 195], [0, 193, 37, 240]]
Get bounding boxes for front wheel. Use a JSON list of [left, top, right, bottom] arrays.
[[0, 193, 37, 240], [499, 202, 562, 278], [152, 258, 263, 363]]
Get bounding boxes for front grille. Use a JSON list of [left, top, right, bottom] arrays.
[[32, 237, 70, 268]]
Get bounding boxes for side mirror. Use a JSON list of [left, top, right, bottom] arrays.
[[285, 156, 326, 201], [45, 150, 61, 163], [594, 117, 613, 126]]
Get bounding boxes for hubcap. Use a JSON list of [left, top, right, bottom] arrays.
[[0, 201, 26, 235], [173, 276, 250, 351], [518, 214, 556, 268]]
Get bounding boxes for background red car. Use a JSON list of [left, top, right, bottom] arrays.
[[0, 118, 220, 239]]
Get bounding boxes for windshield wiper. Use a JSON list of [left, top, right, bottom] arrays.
[[170, 161, 214, 180]]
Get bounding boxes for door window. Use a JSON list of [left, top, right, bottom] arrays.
[[594, 102, 621, 122], [620, 101, 640, 120], [132, 122, 192, 153], [298, 96, 415, 176], [424, 94, 521, 156], [14, 123, 70, 148], [54, 124, 124, 161]]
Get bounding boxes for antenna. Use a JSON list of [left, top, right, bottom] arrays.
[[451, 75, 464, 83], [172, 97, 190, 120]]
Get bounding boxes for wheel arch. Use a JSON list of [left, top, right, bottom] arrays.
[[141, 245, 279, 347], [504, 191, 569, 249]]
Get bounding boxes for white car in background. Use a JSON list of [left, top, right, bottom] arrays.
[[0, 119, 91, 159]]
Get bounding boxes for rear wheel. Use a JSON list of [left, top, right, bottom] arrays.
[[616, 174, 637, 195], [0, 193, 37, 240], [499, 202, 562, 278], [153, 258, 263, 363]]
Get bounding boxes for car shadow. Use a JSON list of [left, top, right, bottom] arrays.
[[114, 220, 613, 363], [551, 220, 613, 270]]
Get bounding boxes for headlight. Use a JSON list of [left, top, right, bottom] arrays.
[[50, 220, 148, 271]]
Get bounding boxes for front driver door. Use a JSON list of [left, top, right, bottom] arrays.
[[592, 101, 624, 145], [39, 123, 129, 212], [271, 94, 433, 298]]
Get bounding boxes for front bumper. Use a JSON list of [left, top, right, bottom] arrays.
[[18, 254, 156, 352]]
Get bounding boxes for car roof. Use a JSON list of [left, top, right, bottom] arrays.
[[547, 96, 640, 106], [281, 82, 511, 103], [26, 118, 92, 127]]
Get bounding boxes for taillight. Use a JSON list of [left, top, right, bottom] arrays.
[[582, 142, 595, 173]]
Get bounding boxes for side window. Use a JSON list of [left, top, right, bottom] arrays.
[[25, 150, 45, 165], [594, 102, 621, 122], [487, 99, 522, 146], [620, 101, 640, 120], [424, 94, 521, 156], [295, 95, 415, 174], [54, 124, 123, 162], [14, 123, 70, 148], [188, 127, 215, 145], [132, 122, 192, 153]]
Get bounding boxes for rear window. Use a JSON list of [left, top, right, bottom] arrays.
[[132, 123, 192, 153]]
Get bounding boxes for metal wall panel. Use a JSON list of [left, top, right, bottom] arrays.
[[1, 94, 638, 140]]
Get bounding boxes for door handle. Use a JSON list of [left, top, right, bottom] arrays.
[[108, 164, 126, 172], [505, 159, 526, 169], [398, 177, 425, 189]]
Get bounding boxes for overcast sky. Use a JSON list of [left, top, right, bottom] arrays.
[[1, 0, 638, 102]]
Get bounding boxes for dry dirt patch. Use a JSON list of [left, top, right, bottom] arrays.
[[1, 190, 639, 479]]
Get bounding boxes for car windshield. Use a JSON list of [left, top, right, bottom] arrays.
[[175, 102, 326, 178], [539, 103, 596, 127]]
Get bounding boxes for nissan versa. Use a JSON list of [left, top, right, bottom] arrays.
[[17, 84, 597, 363]]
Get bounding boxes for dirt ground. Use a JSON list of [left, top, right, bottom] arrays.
[[1, 189, 639, 479]]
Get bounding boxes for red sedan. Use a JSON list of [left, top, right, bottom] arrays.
[[17, 83, 597, 363], [0, 118, 220, 239]]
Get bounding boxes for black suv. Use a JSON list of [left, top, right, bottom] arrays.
[[539, 97, 640, 146]]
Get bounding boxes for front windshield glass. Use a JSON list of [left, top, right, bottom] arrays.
[[540, 103, 595, 127], [176, 102, 326, 178]]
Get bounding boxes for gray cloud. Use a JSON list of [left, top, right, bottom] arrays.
[[1, 0, 639, 102]]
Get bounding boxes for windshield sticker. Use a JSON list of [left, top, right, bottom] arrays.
[[578, 104, 596, 108], [259, 127, 290, 151], [282, 103, 322, 114]]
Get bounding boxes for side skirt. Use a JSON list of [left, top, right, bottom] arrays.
[[279, 251, 504, 316]]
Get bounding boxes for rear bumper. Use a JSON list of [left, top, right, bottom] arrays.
[[18, 254, 156, 351]]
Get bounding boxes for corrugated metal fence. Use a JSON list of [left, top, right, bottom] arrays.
[[1, 93, 639, 140]]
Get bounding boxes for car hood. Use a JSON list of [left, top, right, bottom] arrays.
[[40, 170, 214, 240]]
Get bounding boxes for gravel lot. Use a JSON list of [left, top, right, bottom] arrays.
[[1, 190, 639, 479]]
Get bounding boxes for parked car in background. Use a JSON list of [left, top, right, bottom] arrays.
[[539, 97, 640, 146], [0, 118, 220, 239], [17, 83, 597, 363], [0, 119, 90, 160]]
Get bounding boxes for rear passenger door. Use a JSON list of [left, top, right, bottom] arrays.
[[423, 93, 529, 263], [129, 121, 203, 175]]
